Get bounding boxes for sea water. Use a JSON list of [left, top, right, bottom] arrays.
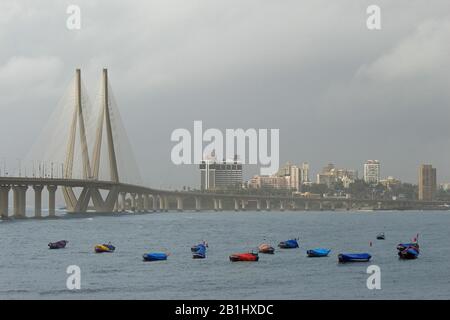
[[0, 210, 449, 299]]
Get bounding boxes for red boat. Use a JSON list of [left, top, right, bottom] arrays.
[[229, 252, 259, 262]]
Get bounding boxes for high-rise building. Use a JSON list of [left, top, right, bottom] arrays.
[[300, 162, 310, 184], [364, 160, 380, 184], [418, 164, 436, 201], [316, 163, 357, 187], [199, 154, 242, 190]]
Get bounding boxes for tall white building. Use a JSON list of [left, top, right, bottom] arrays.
[[300, 162, 310, 184], [364, 160, 380, 184]]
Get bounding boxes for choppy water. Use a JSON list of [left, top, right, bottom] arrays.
[[1, 210, 449, 299]]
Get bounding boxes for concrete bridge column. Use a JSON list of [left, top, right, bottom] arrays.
[[195, 197, 201, 211], [0, 186, 10, 219], [304, 201, 309, 211], [234, 199, 239, 211], [377, 202, 382, 210], [266, 200, 271, 211], [218, 199, 223, 211], [13, 186, 27, 218], [47, 185, 57, 217], [33, 185, 44, 218], [256, 199, 261, 211], [130, 193, 137, 211], [241, 200, 246, 211], [177, 197, 183, 212], [143, 194, 150, 212], [280, 200, 285, 211], [158, 195, 164, 211], [331, 202, 335, 211], [20, 186, 28, 217], [120, 192, 126, 211], [319, 201, 323, 211], [213, 199, 218, 211], [137, 194, 144, 212], [152, 195, 157, 212], [13, 186, 20, 217], [163, 196, 169, 212]]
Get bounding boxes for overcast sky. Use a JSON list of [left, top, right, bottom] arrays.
[[1, 0, 450, 188]]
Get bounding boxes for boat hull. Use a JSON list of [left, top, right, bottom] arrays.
[[48, 240, 68, 249], [307, 249, 330, 257], [338, 253, 371, 263], [229, 253, 259, 262], [143, 253, 168, 261], [95, 244, 115, 253], [278, 240, 299, 249]]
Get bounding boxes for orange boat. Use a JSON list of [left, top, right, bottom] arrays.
[[229, 252, 259, 262], [258, 244, 275, 254]]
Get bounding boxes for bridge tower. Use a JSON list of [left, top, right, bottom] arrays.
[[62, 69, 92, 211], [62, 68, 121, 213]]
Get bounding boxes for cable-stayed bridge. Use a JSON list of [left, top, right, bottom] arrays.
[[0, 69, 447, 219]]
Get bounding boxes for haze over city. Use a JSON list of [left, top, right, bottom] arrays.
[[1, 1, 450, 188]]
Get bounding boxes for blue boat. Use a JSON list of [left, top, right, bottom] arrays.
[[338, 253, 371, 263], [398, 247, 419, 259], [192, 244, 206, 259], [278, 239, 299, 249], [307, 248, 331, 257], [143, 252, 168, 261], [397, 243, 419, 252]]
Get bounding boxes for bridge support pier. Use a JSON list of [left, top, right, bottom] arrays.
[[47, 185, 57, 217], [256, 200, 261, 211], [234, 199, 239, 212], [33, 185, 44, 218], [143, 194, 149, 212], [195, 197, 201, 212], [266, 200, 271, 211], [0, 186, 10, 219], [280, 200, 285, 211], [241, 200, 246, 211], [304, 201, 309, 211], [13, 186, 27, 218], [120, 192, 126, 212], [130, 193, 137, 212], [213, 199, 218, 211], [319, 201, 323, 211], [137, 194, 143, 212], [331, 202, 335, 211], [152, 195, 157, 212], [377, 202, 382, 210], [218, 199, 222, 211], [176, 197, 183, 212], [163, 196, 169, 212]]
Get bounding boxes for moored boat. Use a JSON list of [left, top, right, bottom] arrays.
[[338, 253, 371, 263], [398, 247, 419, 260], [94, 243, 115, 253], [192, 244, 206, 259], [229, 252, 259, 262], [278, 239, 299, 249], [48, 240, 68, 249], [143, 252, 168, 261], [397, 242, 419, 252], [376, 232, 385, 240], [258, 243, 275, 254], [307, 248, 331, 257]]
